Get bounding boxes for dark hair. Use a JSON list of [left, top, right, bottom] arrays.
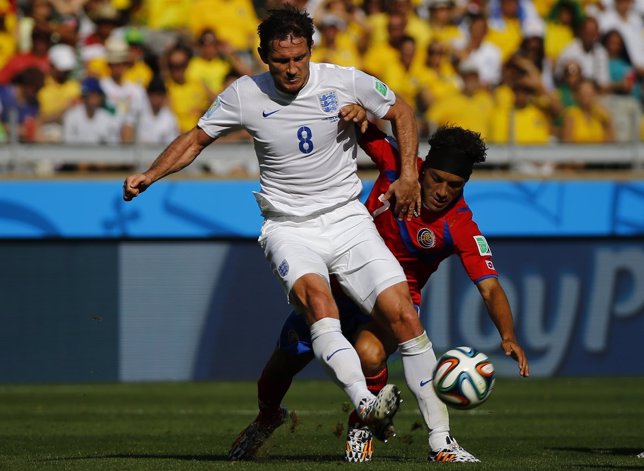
[[601, 29, 632, 64], [147, 75, 167, 94], [12, 67, 45, 89], [257, 4, 314, 55], [422, 125, 487, 171]]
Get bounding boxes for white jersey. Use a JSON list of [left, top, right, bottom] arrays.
[[62, 104, 120, 144], [136, 106, 180, 145], [100, 77, 147, 127], [197, 62, 396, 217]]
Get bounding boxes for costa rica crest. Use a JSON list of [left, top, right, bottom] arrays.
[[417, 228, 435, 248]]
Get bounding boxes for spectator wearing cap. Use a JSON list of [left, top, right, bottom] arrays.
[[62, 76, 119, 144], [100, 36, 147, 143], [311, 14, 362, 68], [163, 44, 209, 133], [0, 67, 45, 142], [122, 28, 153, 88], [136, 75, 179, 145], [425, 59, 494, 139], [37, 43, 81, 142], [452, 13, 502, 87], [186, 29, 252, 102]]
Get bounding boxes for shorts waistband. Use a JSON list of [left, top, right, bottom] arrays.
[[264, 197, 360, 222]]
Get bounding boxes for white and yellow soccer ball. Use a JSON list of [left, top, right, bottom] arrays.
[[432, 346, 495, 410]]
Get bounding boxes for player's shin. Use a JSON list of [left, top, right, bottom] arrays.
[[257, 367, 292, 417], [399, 331, 451, 449], [310, 317, 373, 409]]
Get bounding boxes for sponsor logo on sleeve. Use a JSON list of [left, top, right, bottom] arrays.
[[474, 235, 492, 256], [417, 228, 436, 248], [204, 96, 221, 118], [318, 91, 338, 113], [374, 80, 388, 97], [486, 260, 495, 270]]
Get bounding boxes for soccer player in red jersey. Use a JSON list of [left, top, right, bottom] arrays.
[[229, 121, 530, 463]]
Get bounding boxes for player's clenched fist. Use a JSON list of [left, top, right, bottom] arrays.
[[123, 173, 152, 201]]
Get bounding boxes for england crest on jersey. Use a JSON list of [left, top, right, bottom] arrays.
[[318, 91, 338, 113]]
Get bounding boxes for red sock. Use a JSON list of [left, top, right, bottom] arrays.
[[348, 366, 389, 426], [257, 368, 292, 419]]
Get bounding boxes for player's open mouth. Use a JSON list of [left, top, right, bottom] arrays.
[[433, 197, 447, 208]]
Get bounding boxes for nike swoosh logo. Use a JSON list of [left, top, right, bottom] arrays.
[[420, 378, 433, 387], [326, 347, 351, 361], [262, 109, 280, 118]]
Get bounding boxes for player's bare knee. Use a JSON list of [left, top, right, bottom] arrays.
[[354, 338, 387, 375], [290, 274, 338, 323]]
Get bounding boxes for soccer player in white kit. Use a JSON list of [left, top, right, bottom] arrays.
[[123, 5, 439, 447]]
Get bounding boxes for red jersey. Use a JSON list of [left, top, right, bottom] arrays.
[[360, 124, 498, 305]]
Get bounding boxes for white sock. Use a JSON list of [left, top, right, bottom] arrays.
[[399, 331, 450, 450], [310, 317, 373, 410]]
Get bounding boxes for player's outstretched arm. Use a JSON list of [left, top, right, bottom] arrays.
[[123, 126, 215, 201], [380, 96, 420, 220], [476, 278, 530, 377]]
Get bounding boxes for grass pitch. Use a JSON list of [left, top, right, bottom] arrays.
[[0, 377, 642, 471]]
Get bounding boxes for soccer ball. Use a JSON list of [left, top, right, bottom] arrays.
[[432, 346, 495, 410]]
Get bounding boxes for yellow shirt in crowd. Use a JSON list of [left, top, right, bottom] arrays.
[[487, 18, 523, 62], [166, 79, 209, 133], [186, 56, 231, 96], [544, 22, 574, 62], [144, 0, 191, 30], [490, 104, 552, 144], [563, 106, 610, 143], [38, 77, 81, 119], [311, 33, 362, 68], [426, 90, 495, 139], [188, 0, 258, 51], [123, 60, 153, 88]]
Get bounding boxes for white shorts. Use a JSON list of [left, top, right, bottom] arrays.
[[258, 199, 406, 314]]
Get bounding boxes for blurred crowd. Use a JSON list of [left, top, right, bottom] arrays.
[[1, 0, 643, 153]]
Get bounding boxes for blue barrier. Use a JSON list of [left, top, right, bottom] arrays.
[[0, 179, 643, 237], [0, 179, 643, 383]]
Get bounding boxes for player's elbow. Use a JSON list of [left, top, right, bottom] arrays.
[[383, 94, 414, 122]]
